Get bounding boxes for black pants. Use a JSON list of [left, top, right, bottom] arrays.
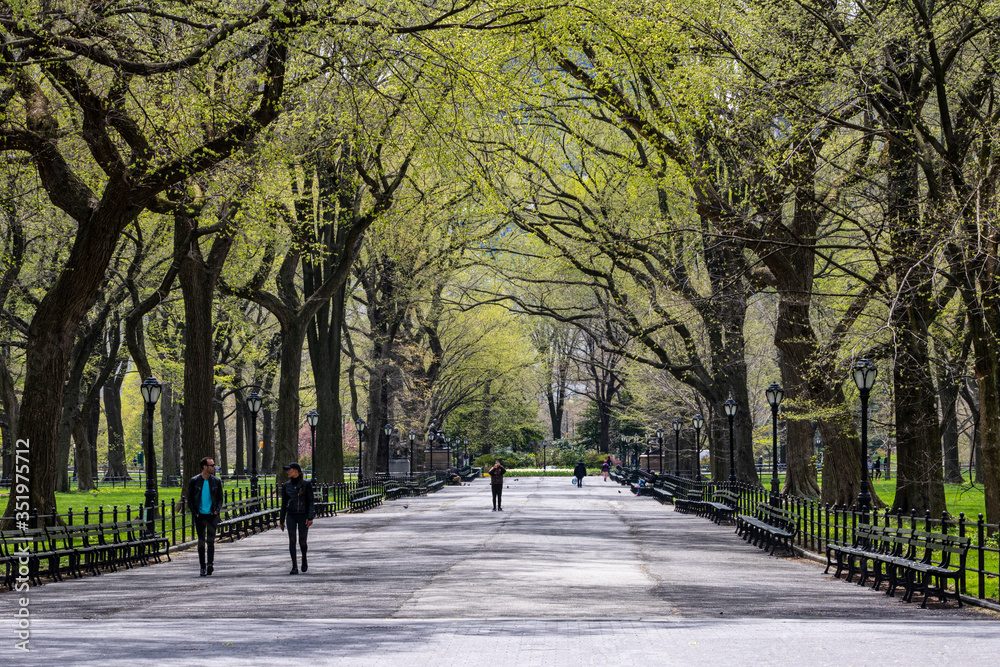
[[576, 476, 584, 487], [194, 514, 218, 568], [287, 513, 309, 564], [491, 485, 502, 509]]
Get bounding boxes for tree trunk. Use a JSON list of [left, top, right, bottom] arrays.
[[103, 367, 129, 480], [160, 382, 182, 486], [273, 319, 306, 484], [938, 365, 964, 484], [176, 206, 235, 502], [73, 401, 95, 492], [214, 385, 227, 476], [234, 387, 245, 476], [307, 282, 347, 483]]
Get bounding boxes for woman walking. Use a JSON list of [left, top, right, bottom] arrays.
[[602, 458, 611, 482], [279, 462, 314, 574]]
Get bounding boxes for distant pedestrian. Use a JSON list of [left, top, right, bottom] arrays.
[[488, 460, 506, 511], [280, 462, 314, 575], [574, 460, 587, 488], [187, 457, 223, 577], [602, 459, 611, 482], [873, 456, 882, 481]]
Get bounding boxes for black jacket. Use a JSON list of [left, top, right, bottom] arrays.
[[188, 475, 224, 516], [279, 478, 315, 522], [574, 463, 587, 478]]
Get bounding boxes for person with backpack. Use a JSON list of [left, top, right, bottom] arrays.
[[601, 458, 611, 482], [574, 460, 587, 488]]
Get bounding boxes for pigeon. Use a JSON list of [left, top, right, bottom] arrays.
[[403, 505, 408, 509], [618, 490, 621, 493]]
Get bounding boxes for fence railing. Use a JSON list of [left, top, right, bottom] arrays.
[[634, 469, 1000, 605]]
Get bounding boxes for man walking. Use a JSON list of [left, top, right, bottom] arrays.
[[574, 460, 587, 488], [488, 460, 506, 511], [279, 462, 315, 575], [188, 457, 223, 577]]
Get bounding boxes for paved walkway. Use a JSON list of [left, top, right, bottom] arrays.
[[4, 476, 998, 665]]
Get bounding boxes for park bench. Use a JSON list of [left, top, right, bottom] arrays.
[[426, 479, 446, 493], [349, 488, 383, 512], [703, 489, 740, 524], [735, 502, 797, 556], [385, 485, 406, 500], [629, 471, 656, 496], [827, 524, 970, 607], [218, 496, 278, 541], [673, 487, 708, 515]]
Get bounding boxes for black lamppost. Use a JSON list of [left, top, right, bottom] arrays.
[[672, 418, 682, 476], [383, 422, 393, 475], [306, 409, 318, 480], [427, 424, 435, 471], [464, 437, 469, 467], [692, 414, 704, 482], [765, 382, 784, 506], [853, 359, 877, 524], [356, 418, 366, 482], [409, 430, 416, 475], [542, 441, 547, 470], [724, 398, 738, 483], [246, 391, 262, 497], [644, 430, 651, 473], [656, 425, 663, 475], [140, 376, 161, 537]]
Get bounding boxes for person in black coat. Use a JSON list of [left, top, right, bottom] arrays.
[[279, 463, 315, 574], [574, 461, 587, 488], [188, 457, 224, 577]]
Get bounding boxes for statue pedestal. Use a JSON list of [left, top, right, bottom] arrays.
[[423, 448, 451, 470]]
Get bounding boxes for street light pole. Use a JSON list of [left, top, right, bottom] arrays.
[[656, 425, 664, 475], [356, 418, 366, 482], [140, 377, 161, 537], [246, 391, 262, 497], [724, 398, 738, 484], [383, 422, 393, 475], [765, 382, 784, 506], [692, 414, 704, 482], [853, 359, 878, 524], [306, 409, 318, 480], [409, 430, 416, 475], [672, 419, 681, 476]]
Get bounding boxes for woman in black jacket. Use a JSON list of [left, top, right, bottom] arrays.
[[573, 461, 587, 488], [279, 462, 315, 574]]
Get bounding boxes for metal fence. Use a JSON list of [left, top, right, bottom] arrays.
[[648, 472, 999, 606]]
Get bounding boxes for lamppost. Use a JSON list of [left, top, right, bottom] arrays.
[[765, 382, 784, 506], [383, 422, 393, 475], [724, 398, 738, 484], [427, 424, 435, 471], [246, 391, 262, 497], [672, 418, 682, 476], [853, 359, 877, 524], [692, 414, 704, 482], [409, 430, 416, 475], [464, 437, 469, 467], [140, 376, 161, 537], [356, 417, 366, 482], [306, 409, 318, 480], [644, 429, 651, 473], [656, 425, 663, 475], [543, 440, 547, 470]]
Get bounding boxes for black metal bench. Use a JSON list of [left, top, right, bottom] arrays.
[[703, 489, 739, 524], [426, 480, 445, 493], [349, 488, 382, 512], [385, 486, 406, 500], [735, 502, 797, 555], [218, 497, 278, 541], [827, 524, 970, 607], [674, 487, 708, 515]]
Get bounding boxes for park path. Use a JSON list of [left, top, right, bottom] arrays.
[[4, 476, 998, 665]]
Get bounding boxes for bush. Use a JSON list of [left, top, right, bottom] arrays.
[[475, 451, 535, 469]]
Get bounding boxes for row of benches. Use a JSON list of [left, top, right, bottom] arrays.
[[1, 520, 169, 589], [826, 524, 970, 607]]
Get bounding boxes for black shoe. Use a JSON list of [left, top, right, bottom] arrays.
[[301, 558, 308, 573], [200, 567, 207, 577], [206, 564, 214, 576], [498, 507, 503, 511], [289, 567, 299, 575], [492, 507, 496, 511]]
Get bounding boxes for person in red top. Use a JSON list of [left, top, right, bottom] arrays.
[[488, 461, 506, 511]]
